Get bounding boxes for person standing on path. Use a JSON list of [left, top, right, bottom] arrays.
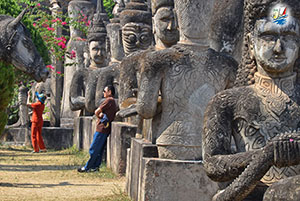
[[78, 85, 118, 172], [27, 92, 47, 153], [27, 91, 47, 153]]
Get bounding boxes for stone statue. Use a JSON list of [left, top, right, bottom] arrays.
[[60, 0, 95, 126], [202, 0, 300, 200], [135, 0, 237, 160], [69, 12, 109, 113], [70, 3, 119, 114], [0, 10, 48, 82], [0, 10, 49, 134]]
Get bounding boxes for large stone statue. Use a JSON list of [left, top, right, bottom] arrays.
[[202, 0, 300, 200], [135, 0, 238, 160], [118, 0, 179, 108], [69, 13, 110, 113], [60, 0, 95, 126], [0, 10, 49, 134]]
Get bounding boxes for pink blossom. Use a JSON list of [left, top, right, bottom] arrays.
[[61, 21, 67, 25], [70, 50, 76, 59], [33, 23, 36, 27], [56, 71, 61, 74], [56, 18, 62, 22], [42, 23, 49, 28], [58, 41, 66, 49], [37, 3, 41, 7], [51, 19, 57, 23], [47, 27, 55, 31], [290, 138, 294, 142], [46, 65, 55, 70]]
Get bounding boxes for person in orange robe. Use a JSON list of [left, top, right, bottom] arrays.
[[27, 91, 47, 153]]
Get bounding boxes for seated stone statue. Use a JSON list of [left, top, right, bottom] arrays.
[[136, 0, 238, 160], [202, 1, 300, 200]]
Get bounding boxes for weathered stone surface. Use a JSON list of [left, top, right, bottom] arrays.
[[140, 159, 218, 201], [263, 175, 300, 201], [126, 138, 158, 201], [1, 128, 28, 145], [107, 122, 137, 175]]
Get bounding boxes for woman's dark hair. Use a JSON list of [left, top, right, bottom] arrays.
[[106, 85, 115, 96]]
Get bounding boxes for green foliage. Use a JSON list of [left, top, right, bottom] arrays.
[[0, 61, 15, 134], [104, 0, 116, 19]]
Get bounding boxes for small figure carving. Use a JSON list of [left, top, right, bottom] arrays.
[[203, 0, 300, 200]]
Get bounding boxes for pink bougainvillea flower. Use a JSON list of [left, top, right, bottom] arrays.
[[61, 21, 67, 25], [47, 27, 55, 31], [58, 41, 66, 49], [290, 138, 294, 142], [56, 18, 62, 22], [33, 23, 36, 27], [42, 23, 49, 28], [56, 71, 61, 74], [46, 65, 55, 70], [51, 19, 57, 23], [70, 50, 76, 59], [37, 3, 41, 7]]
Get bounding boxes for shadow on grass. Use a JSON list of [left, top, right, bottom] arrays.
[[0, 164, 79, 171], [0, 181, 103, 188]]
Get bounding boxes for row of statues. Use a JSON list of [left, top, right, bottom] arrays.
[[61, 0, 300, 200]]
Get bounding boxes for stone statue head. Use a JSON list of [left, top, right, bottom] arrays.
[[152, 0, 179, 49], [87, 14, 107, 68], [174, 0, 215, 46], [120, 0, 152, 55], [235, 0, 300, 86], [249, 16, 300, 78]]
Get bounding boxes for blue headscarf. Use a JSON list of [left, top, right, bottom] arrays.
[[35, 92, 46, 104]]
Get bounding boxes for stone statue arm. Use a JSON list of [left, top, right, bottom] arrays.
[[95, 65, 119, 111], [203, 92, 260, 182], [136, 59, 163, 119], [69, 69, 89, 111], [118, 53, 139, 108]]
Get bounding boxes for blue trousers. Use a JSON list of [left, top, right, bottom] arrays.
[[84, 131, 108, 170]]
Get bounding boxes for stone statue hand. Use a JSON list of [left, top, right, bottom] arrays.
[[272, 132, 300, 168]]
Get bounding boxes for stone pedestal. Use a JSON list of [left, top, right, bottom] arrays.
[[140, 159, 218, 201], [1, 127, 73, 150], [125, 138, 218, 201], [126, 138, 158, 201], [73, 116, 96, 151], [107, 122, 137, 175]]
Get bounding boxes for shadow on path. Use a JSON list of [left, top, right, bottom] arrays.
[[0, 181, 103, 188]]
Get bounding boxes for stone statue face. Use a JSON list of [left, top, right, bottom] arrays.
[[251, 18, 300, 76], [122, 22, 152, 55], [89, 41, 106, 66], [153, 7, 179, 47]]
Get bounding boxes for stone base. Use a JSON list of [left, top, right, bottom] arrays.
[[73, 116, 97, 151], [107, 122, 137, 175], [60, 118, 75, 128], [1, 127, 73, 150], [140, 158, 218, 201], [126, 138, 158, 201], [125, 138, 218, 201]]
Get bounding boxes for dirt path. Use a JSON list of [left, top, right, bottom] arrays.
[[0, 145, 129, 201]]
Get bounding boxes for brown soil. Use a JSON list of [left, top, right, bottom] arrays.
[[0, 145, 129, 201]]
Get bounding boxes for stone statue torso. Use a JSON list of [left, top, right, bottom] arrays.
[[154, 44, 237, 159], [225, 73, 300, 185]]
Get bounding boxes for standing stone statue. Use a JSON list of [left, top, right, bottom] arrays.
[[118, 0, 179, 140], [135, 0, 238, 160], [202, 0, 300, 200], [61, 0, 95, 126], [69, 12, 109, 114], [117, 0, 153, 109]]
